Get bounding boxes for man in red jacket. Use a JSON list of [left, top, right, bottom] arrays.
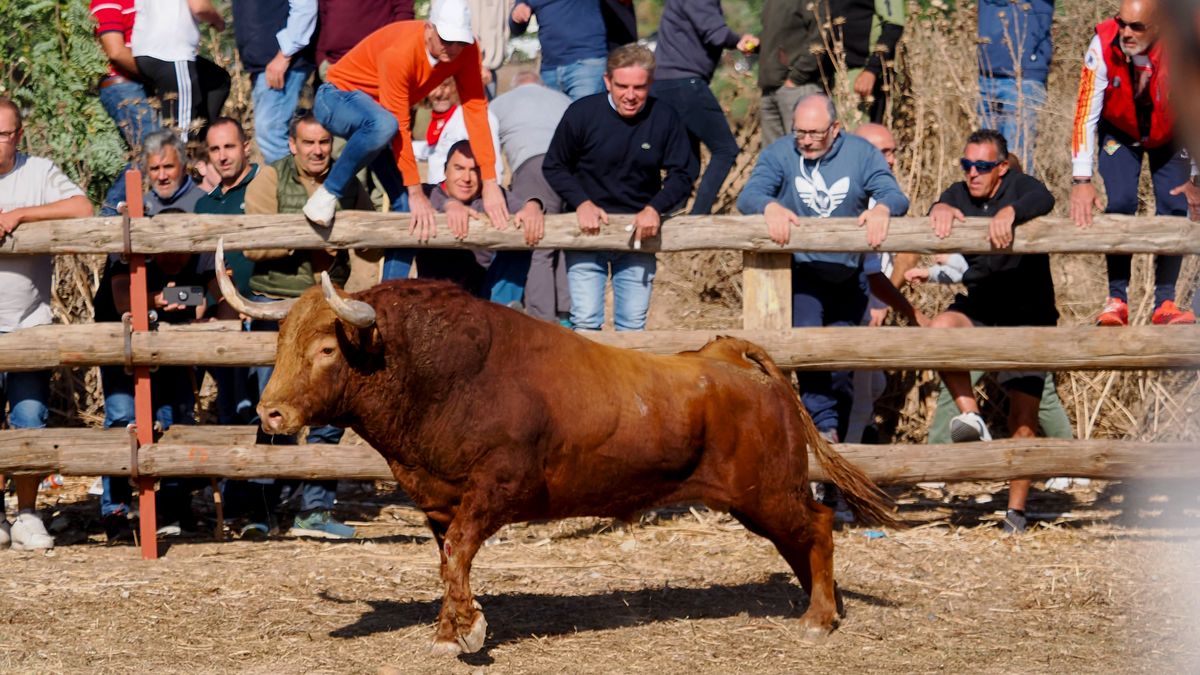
[[1070, 0, 1198, 326]]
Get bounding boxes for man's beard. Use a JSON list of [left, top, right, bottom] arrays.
[[1121, 37, 1152, 56]]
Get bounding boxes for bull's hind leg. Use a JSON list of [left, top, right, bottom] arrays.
[[730, 495, 840, 639], [429, 497, 502, 656]]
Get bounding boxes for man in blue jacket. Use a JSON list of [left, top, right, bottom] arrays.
[[977, 0, 1053, 172], [737, 93, 908, 443]]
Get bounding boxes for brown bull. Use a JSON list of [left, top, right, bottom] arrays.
[[216, 242, 898, 656]]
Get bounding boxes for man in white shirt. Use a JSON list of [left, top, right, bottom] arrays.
[[0, 98, 93, 551]]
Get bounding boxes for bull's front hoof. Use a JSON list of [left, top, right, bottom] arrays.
[[429, 639, 463, 657], [797, 612, 837, 642], [800, 624, 834, 642], [455, 611, 488, 654]]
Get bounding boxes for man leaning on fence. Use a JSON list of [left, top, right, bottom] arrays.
[[542, 44, 696, 332], [0, 98, 93, 551], [234, 112, 374, 539], [737, 93, 908, 446], [196, 118, 260, 428], [925, 128, 1056, 535]]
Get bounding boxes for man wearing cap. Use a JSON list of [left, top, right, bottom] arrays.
[[303, 0, 508, 253]]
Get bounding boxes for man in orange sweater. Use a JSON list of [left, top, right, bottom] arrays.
[[303, 0, 508, 248]]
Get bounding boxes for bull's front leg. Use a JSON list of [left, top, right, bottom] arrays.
[[429, 501, 500, 656]]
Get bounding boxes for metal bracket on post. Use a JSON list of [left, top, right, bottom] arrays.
[[122, 313, 135, 376], [128, 424, 140, 483], [120, 201, 133, 264]]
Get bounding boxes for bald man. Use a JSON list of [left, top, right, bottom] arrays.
[[1071, 0, 1198, 326]]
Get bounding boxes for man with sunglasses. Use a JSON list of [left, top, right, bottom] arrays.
[[1070, 0, 1198, 326], [927, 129, 1056, 534], [738, 93, 907, 446]]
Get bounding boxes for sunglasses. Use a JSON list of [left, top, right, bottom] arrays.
[[959, 158, 1002, 173], [1114, 15, 1148, 32]]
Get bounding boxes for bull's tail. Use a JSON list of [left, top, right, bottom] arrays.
[[726, 337, 904, 530]]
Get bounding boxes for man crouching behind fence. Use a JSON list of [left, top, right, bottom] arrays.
[[0, 97, 93, 551], [925, 129, 1056, 535]]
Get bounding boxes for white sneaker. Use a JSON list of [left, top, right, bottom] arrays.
[[0, 519, 10, 548], [303, 185, 338, 227], [949, 411, 992, 442], [10, 512, 54, 551]]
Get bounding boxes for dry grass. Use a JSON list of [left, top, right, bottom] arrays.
[[3, 478, 1198, 673]]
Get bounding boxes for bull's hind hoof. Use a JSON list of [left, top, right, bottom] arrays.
[[429, 639, 463, 657], [455, 611, 488, 653]]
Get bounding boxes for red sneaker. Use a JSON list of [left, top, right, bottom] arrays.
[[1096, 297, 1129, 326], [1151, 300, 1196, 325]]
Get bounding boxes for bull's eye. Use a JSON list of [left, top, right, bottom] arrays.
[[321, 346, 335, 356]]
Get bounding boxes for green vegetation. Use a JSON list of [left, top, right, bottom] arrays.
[[0, 0, 124, 203]]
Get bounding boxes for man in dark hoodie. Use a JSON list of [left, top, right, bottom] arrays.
[[926, 128, 1056, 534]]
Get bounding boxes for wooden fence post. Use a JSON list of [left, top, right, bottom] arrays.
[[124, 170, 159, 560], [742, 252, 792, 329]]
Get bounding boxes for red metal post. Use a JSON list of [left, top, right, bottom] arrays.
[[124, 169, 159, 560]]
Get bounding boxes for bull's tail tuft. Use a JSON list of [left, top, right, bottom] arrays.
[[725, 337, 904, 529], [808, 433, 904, 529]]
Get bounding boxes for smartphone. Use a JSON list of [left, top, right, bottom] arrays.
[[162, 285, 206, 306]]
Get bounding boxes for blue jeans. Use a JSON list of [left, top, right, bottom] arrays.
[[541, 57, 606, 101], [99, 366, 196, 518], [98, 79, 159, 216], [380, 192, 418, 281], [566, 251, 656, 331], [313, 83, 406, 207], [651, 78, 735, 215], [791, 262, 868, 440], [252, 68, 312, 164], [487, 251, 533, 306], [0, 370, 50, 430], [977, 76, 1046, 173], [1097, 126, 1190, 307]]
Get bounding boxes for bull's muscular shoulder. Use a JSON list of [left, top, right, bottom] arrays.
[[359, 279, 500, 378]]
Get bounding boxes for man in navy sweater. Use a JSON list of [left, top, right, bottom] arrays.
[[543, 44, 695, 331], [652, 0, 756, 215], [926, 128, 1056, 534]]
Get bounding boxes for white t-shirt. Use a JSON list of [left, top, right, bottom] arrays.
[[131, 0, 199, 62], [0, 153, 85, 332]]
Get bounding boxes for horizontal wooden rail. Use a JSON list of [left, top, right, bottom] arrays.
[[1, 322, 1195, 372], [5, 213, 1199, 255], [0, 427, 1196, 484]]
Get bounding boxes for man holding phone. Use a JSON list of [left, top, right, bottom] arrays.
[[93, 130, 212, 541]]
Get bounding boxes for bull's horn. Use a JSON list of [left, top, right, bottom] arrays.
[[214, 238, 297, 320], [321, 271, 376, 327]]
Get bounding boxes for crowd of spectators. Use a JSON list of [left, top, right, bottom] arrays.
[[0, 0, 1196, 549]]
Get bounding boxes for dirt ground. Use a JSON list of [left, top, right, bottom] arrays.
[[2, 477, 1198, 674]]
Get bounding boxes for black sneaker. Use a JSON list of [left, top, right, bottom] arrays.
[[1001, 509, 1027, 534]]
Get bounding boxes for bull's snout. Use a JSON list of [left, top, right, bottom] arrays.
[[257, 402, 299, 436]]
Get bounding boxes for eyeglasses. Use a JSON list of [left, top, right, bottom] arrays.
[[1114, 15, 1148, 32], [959, 158, 1002, 173], [794, 124, 834, 140], [0, 128, 18, 142]]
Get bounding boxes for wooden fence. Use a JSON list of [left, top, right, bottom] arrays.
[[1, 208, 1197, 557]]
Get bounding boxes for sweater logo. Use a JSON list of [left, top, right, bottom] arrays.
[[795, 168, 850, 217], [641, 142, 651, 150]]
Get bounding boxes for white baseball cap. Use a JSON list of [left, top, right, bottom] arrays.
[[429, 0, 475, 44]]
